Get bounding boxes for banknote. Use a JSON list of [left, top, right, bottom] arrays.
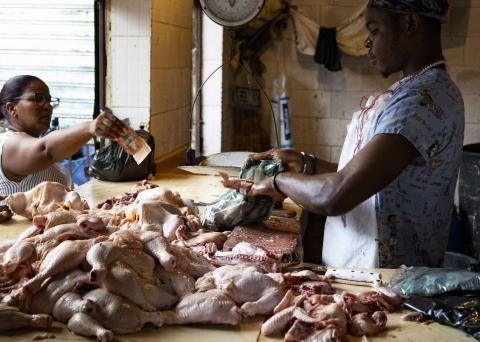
[[116, 127, 152, 165]]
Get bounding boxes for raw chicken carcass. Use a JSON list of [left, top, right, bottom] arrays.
[[22, 237, 105, 295], [0, 303, 52, 331], [32, 210, 84, 230], [169, 245, 215, 278], [109, 229, 176, 270], [134, 187, 185, 208], [164, 289, 241, 325], [84, 288, 165, 333], [124, 201, 186, 242], [29, 269, 91, 314], [87, 241, 155, 282], [91, 260, 177, 311], [155, 268, 195, 297], [1, 223, 103, 276], [195, 264, 285, 317], [4, 182, 89, 219], [52, 292, 97, 324]]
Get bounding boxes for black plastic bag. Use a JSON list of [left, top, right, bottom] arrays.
[[404, 293, 480, 339], [89, 129, 155, 182]]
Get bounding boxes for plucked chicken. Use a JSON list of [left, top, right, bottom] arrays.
[[164, 289, 241, 325], [195, 264, 285, 317], [3, 182, 89, 219]]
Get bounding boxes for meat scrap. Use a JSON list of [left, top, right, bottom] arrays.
[[32, 332, 56, 340], [223, 224, 299, 258], [261, 271, 403, 341], [401, 311, 429, 322], [0, 205, 13, 223], [218, 171, 254, 194]]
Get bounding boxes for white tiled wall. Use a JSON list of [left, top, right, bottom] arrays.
[[108, 0, 151, 130], [256, 0, 480, 162]]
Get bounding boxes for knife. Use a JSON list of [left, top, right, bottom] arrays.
[[282, 262, 328, 274], [325, 268, 383, 287]]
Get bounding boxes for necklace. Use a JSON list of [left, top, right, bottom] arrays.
[[392, 60, 445, 94]]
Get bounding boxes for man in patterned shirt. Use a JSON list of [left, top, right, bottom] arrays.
[[249, 0, 464, 268]]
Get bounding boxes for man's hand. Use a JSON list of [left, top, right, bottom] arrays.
[[89, 109, 127, 140], [248, 177, 287, 203], [251, 148, 304, 173]]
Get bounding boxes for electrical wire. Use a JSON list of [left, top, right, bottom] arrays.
[[189, 54, 280, 156]]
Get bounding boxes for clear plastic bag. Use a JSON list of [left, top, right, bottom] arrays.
[[201, 158, 285, 231], [390, 266, 480, 297]]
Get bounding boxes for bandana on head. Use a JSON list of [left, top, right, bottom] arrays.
[[368, 0, 449, 23]]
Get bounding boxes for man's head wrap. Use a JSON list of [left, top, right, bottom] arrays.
[[368, 0, 449, 23]]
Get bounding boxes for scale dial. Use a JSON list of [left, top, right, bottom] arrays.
[[199, 0, 265, 27]]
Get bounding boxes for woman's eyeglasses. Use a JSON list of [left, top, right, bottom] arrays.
[[13, 93, 60, 109]]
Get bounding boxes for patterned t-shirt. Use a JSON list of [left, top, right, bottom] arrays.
[[374, 68, 464, 267]]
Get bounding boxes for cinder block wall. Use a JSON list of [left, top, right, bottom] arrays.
[[150, 0, 192, 160], [107, 0, 192, 162], [260, 0, 480, 163]]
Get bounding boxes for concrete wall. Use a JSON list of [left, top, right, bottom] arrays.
[[259, 0, 480, 163], [107, 0, 192, 161]]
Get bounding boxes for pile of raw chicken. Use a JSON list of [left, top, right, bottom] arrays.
[[0, 181, 404, 341]]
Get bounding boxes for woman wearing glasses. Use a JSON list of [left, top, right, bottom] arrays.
[[0, 74, 127, 198]]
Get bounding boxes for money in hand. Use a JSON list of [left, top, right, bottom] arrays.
[[117, 127, 151, 164]]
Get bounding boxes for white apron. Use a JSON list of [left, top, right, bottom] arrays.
[[322, 92, 392, 268]]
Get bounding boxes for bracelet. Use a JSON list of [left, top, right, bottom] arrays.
[[300, 152, 307, 174], [309, 154, 317, 175], [272, 171, 285, 195]]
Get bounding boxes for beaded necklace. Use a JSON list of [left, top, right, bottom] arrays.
[[353, 60, 445, 155]]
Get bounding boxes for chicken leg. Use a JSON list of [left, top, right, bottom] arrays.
[[0, 304, 52, 331], [23, 238, 101, 295], [67, 312, 113, 342]]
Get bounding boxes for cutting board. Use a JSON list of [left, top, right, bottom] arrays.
[[0, 317, 265, 342], [177, 166, 240, 177]]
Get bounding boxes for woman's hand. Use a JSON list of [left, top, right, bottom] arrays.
[[248, 177, 287, 203], [251, 148, 304, 173], [89, 109, 127, 139]]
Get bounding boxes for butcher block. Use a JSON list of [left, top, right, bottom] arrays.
[[0, 171, 475, 341]]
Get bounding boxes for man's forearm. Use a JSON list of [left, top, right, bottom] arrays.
[[305, 155, 338, 175], [275, 171, 344, 216]]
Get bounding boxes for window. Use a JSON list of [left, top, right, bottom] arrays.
[[0, 0, 96, 128]]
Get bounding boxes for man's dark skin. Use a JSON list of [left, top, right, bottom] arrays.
[[248, 6, 446, 215]]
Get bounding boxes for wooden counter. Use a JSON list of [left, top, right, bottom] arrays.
[[0, 172, 476, 341]]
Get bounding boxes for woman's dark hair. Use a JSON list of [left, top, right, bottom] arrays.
[[0, 75, 44, 121]]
